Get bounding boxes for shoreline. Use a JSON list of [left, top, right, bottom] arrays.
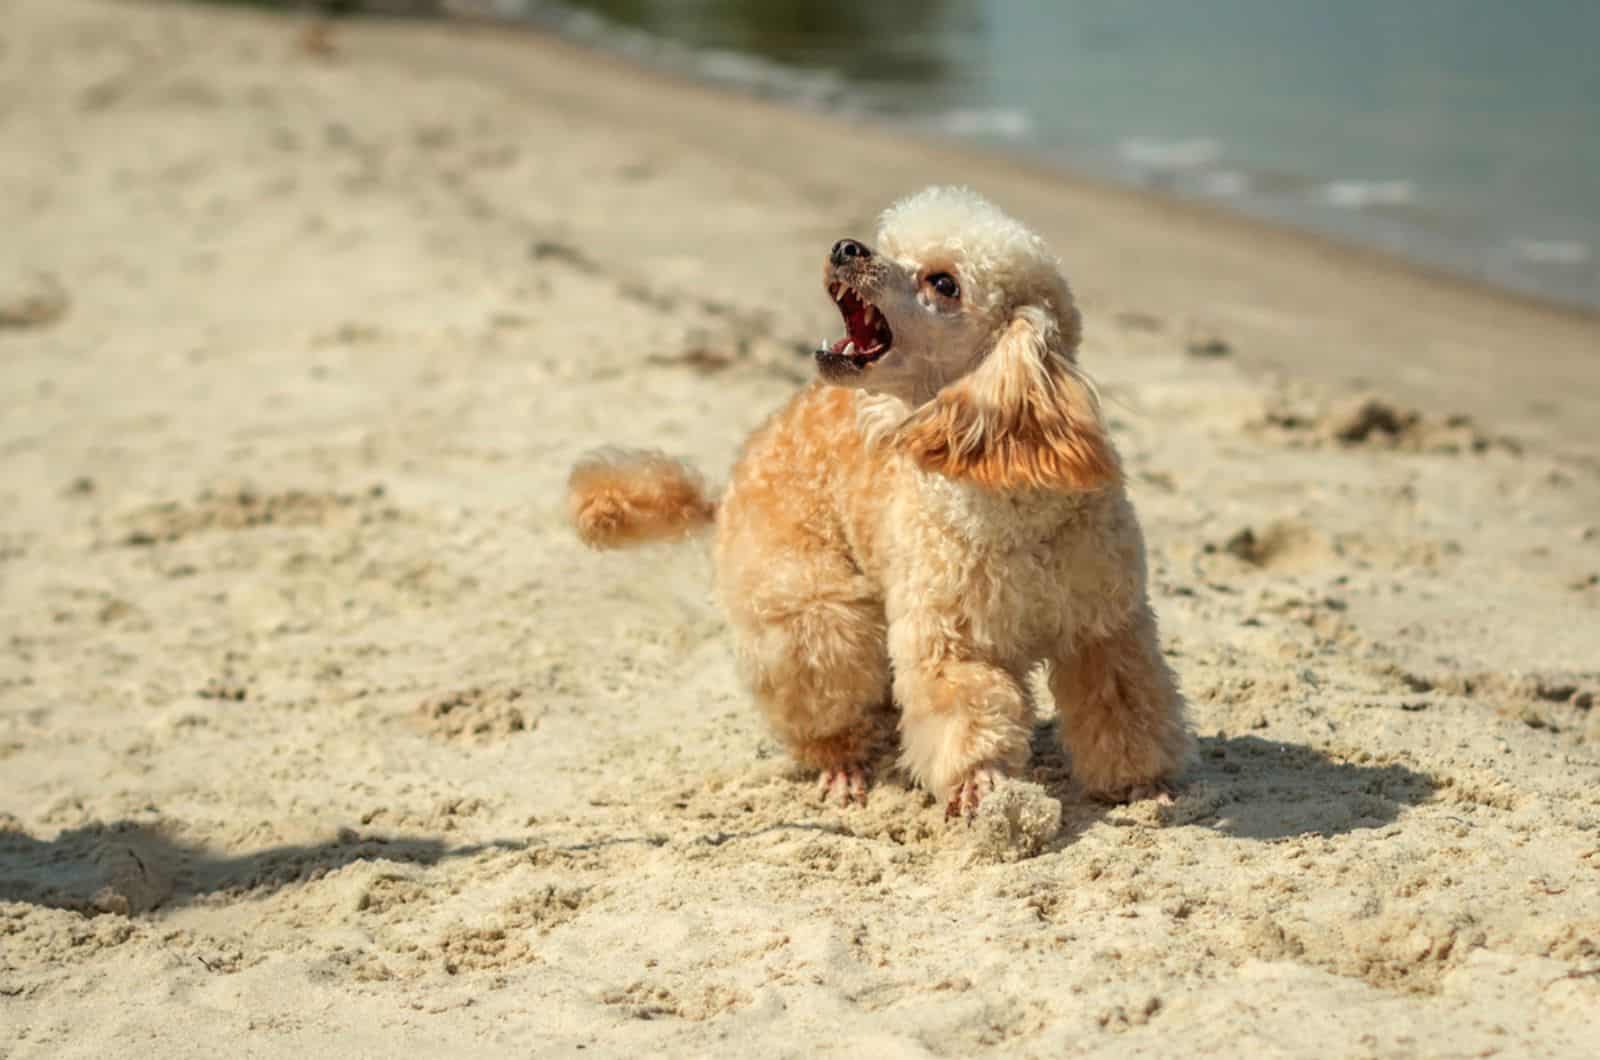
[[431, 6, 1600, 320], [343, 7, 1600, 451], [450, 1, 1600, 320]]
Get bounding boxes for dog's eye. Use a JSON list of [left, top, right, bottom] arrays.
[[926, 272, 960, 300]]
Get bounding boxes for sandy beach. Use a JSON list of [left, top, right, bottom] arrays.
[[3, 1, 1598, 1055]]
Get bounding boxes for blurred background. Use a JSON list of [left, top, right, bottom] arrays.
[[229, 0, 1599, 310]]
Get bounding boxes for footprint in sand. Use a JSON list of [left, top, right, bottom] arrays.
[[414, 686, 534, 743]]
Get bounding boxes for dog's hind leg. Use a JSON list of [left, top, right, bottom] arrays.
[[1050, 599, 1190, 802], [722, 552, 891, 805]]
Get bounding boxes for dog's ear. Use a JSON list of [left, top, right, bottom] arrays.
[[892, 302, 1118, 491]]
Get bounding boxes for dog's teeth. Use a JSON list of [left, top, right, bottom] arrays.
[[842, 341, 857, 358]]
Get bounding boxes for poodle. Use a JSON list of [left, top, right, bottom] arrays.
[[568, 186, 1189, 817]]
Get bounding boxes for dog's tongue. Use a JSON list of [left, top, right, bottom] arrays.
[[829, 337, 851, 354]]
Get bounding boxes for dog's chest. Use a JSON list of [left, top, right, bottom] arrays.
[[882, 474, 1117, 655]]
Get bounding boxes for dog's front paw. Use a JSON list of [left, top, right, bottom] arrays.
[[816, 765, 870, 807], [945, 766, 1007, 820]]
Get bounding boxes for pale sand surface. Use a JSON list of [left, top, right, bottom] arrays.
[[2, 1, 1598, 1056]]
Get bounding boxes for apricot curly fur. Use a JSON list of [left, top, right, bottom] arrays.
[[569, 186, 1189, 814], [567, 449, 716, 549]]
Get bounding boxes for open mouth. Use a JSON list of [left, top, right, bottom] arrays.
[[823, 282, 893, 368]]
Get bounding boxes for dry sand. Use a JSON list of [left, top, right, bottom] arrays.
[[2, 1, 1598, 1056]]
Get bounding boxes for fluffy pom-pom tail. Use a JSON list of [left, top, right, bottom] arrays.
[[567, 448, 718, 549]]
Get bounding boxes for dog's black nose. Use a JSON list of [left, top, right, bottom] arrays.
[[830, 239, 871, 266]]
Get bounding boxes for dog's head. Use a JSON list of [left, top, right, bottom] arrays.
[[817, 186, 1116, 491]]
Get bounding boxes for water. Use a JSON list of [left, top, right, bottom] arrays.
[[453, 1, 1600, 310]]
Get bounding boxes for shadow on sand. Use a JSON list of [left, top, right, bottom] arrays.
[[0, 819, 526, 916], [3, 731, 1438, 917], [1031, 723, 1437, 846]]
